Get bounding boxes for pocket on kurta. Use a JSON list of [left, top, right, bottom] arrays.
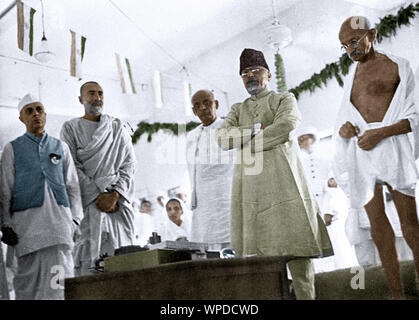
[[255, 200, 320, 257]]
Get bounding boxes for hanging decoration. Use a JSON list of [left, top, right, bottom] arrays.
[[16, 0, 36, 56], [183, 81, 193, 116], [131, 121, 200, 143], [275, 53, 287, 93], [288, 2, 419, 100], [115, 53, 136, 94], [152, 70, 164, 109], [69, 30, 86, 79]]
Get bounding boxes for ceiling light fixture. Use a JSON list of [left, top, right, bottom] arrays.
[[264, 0, 292, 52], [34, 0, 55, 63]]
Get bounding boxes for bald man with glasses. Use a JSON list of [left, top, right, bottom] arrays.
[[333, 16, 419, 299]]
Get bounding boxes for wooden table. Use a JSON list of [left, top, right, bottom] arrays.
[[65, 255, 292, 300]]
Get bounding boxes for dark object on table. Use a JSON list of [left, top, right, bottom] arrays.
[[149, 232, 161, 244], [114, 245, 149, 256]]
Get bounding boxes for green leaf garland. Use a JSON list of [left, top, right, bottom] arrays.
[[132, 3, 418, 143], [131, 121, 200, 143], [275, 53, 288, 92], [289, 2, 418, 99]]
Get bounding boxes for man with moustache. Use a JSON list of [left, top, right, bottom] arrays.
[[0, 94, 83, 299], [332, 16, 419, 299], [60, 81, 137, 276], [216, 49, 333, 300], [187, 90, 234, 248]]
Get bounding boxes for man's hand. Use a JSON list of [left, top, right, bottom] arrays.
[[1, 226, 19, 246], [339, 121, 360, 139], [324, 214, 334, 226], [357, 128, 385, 151], [96, 191, 120, 213]]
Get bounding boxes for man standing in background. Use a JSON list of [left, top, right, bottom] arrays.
[[187, 89, 234, 248], [297, 128, 358, 272]]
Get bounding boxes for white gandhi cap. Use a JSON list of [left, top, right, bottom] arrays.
[[297, 126, 318, 142], [17, 93, 42, 113]]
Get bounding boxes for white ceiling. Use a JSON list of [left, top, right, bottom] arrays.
[[0, 0, 415, 106]]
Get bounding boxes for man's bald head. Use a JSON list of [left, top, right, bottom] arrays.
[[339, 16, 376, 62], [191, 89, 214, 102], [191, 89, 218, 126], [339, 16, 372, 39]]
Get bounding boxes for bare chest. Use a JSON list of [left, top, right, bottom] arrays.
[[350, 59, 400, 123]]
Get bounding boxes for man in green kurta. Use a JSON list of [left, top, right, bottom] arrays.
[[216, 48, 333, 300]]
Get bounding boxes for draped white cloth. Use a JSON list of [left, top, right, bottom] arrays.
[[332, 53, 418, 245], [186, 118, 234, 244], [60, 115, 136, 272]]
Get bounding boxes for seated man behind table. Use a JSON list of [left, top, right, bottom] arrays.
[[160, 197, 191, 242]]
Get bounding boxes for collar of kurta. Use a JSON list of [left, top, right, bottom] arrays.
[[25, 131, 47, 144], [250, 88, 270, 101], [201, 117, 219, 130]]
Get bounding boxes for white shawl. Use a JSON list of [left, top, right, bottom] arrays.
[[60, 115, 136, 267]]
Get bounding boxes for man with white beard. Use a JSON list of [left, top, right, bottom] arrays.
[[60, 81, 136, 276]]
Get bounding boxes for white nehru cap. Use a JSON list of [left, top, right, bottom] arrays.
[[17, 93, 42, 113], [297, 126, 318, 141]]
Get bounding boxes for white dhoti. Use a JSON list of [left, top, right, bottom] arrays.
[[13, 244, 73, 300]]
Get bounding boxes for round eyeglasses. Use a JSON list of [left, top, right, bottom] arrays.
[[340, 31, 369, 53]]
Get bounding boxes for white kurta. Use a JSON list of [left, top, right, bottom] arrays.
[[332, 53, 419, 245], [298, 149, 331, 214], [299, 149, 358, 272], [60, 115, 136, 273], [186, 118, 234, 244]]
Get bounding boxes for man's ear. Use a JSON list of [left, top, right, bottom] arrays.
[[18, 115, 23, 123], [215, 100, 219, 110], [267, 71, 272, 81], [369, 28, 377, 42], [78, 96, 83, 104]]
